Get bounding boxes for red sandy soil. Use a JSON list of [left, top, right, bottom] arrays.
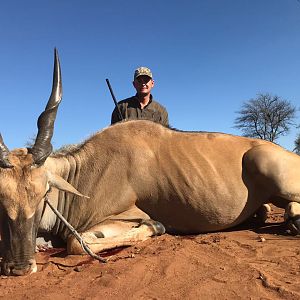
[[0, 206, 299, 300]]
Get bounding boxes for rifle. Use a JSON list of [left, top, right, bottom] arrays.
[[105, 78, 124, 121]]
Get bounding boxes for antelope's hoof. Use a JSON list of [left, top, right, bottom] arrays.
[[286, 216, 300, 236], [141, 220, 166, 236]]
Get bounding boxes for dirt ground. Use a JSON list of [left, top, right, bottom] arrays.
[[0, 206, 299, 300]]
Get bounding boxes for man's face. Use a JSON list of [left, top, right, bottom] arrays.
[[133, 75, 154, 96]]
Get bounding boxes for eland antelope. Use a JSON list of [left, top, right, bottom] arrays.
[[0, 50, 300, 276]]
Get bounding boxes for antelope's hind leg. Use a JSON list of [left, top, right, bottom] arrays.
[[245, 145, 300, 234], [270, 153, 300, 235]]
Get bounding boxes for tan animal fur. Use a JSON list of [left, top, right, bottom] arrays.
[[1, 50, 300, 276]]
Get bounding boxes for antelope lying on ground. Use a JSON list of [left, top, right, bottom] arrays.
[[0, 50, 299, 276]]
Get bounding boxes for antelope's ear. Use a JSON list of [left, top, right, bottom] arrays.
[[47, 171, 89, 198]]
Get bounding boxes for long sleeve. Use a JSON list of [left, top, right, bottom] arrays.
[[161, 109, 169, 127], [111, 106, 122, 125]]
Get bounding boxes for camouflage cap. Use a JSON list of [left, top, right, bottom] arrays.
[[134, 67, 153, 80]]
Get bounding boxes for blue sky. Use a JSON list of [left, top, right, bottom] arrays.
[[0, 0, 299, 151]]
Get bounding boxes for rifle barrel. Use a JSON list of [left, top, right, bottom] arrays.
[[106, 78, 123, 121]]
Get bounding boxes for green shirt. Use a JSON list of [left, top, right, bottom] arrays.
[[111, 95, 169, 127]]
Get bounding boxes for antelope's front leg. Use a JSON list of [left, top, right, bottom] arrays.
[[67, 219, 165, 255]]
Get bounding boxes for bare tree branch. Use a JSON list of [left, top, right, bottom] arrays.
[[234, 93, 296, 143]]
